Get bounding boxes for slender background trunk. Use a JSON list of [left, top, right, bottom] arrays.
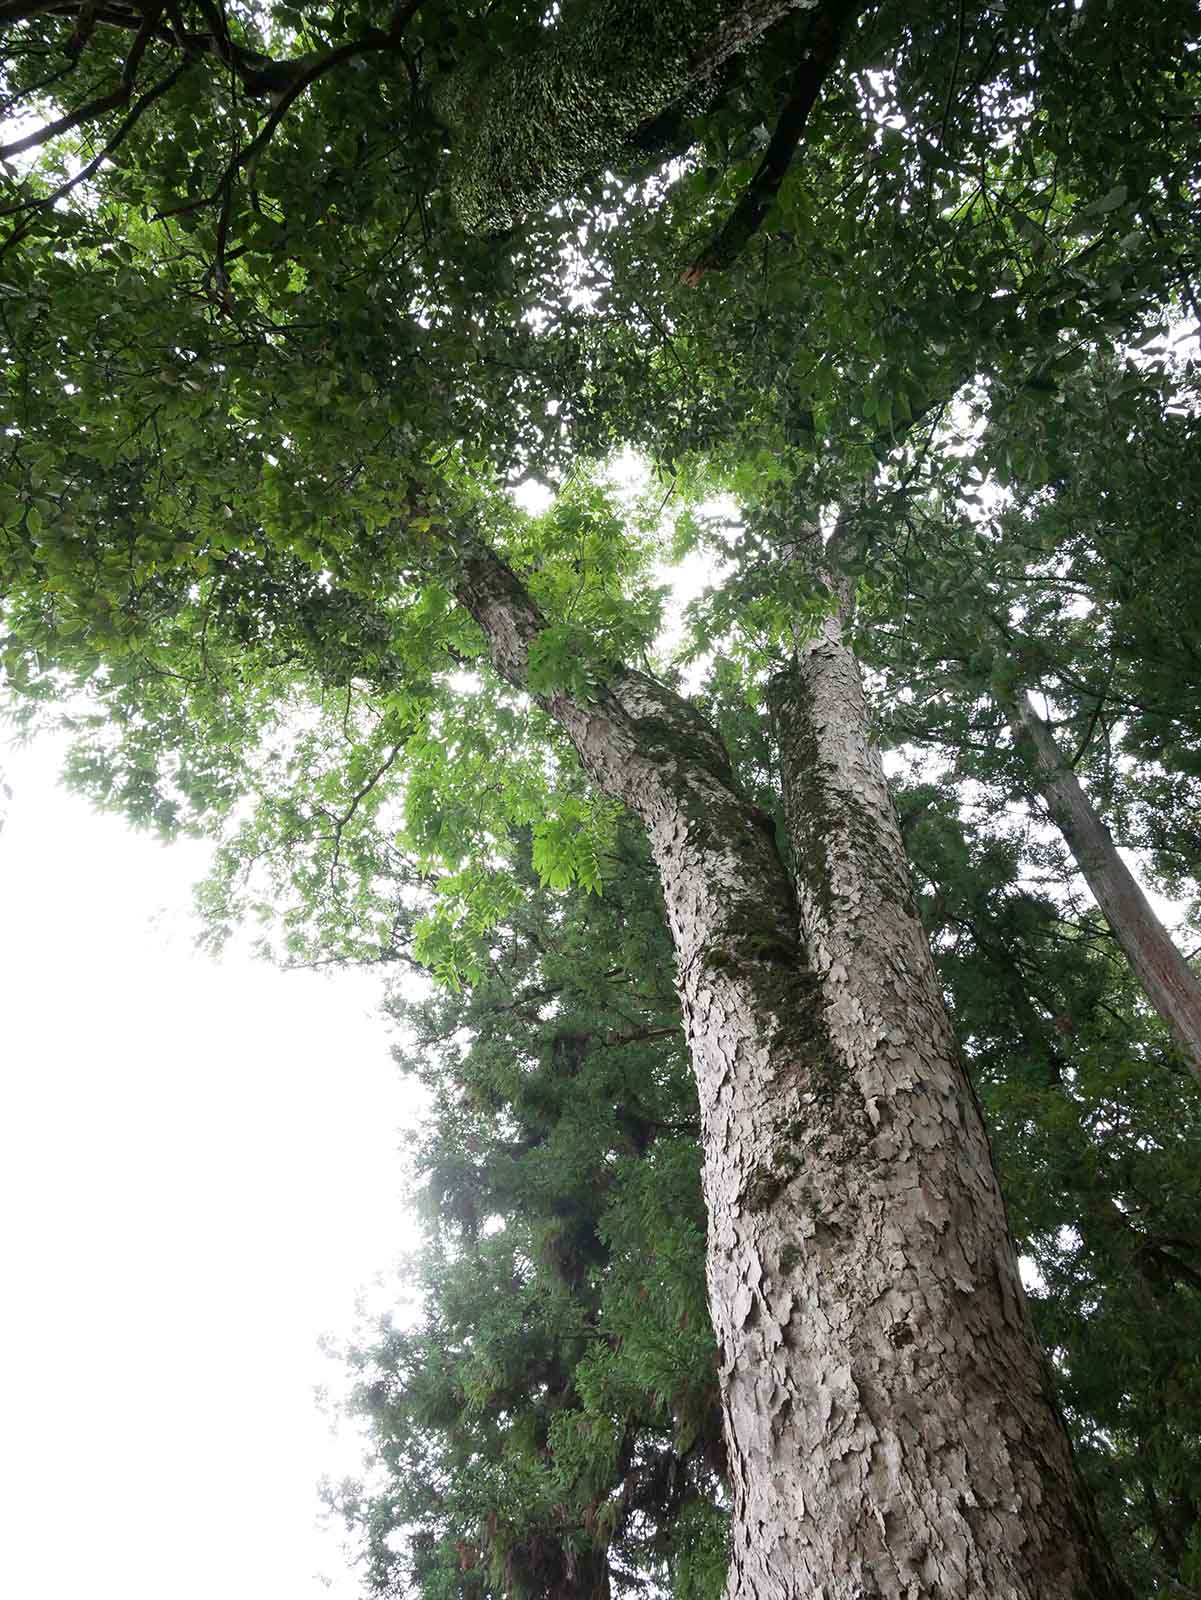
[[998, 686, 1201, 1088]]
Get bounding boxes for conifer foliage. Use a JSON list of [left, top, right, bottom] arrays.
[[333, 829, 727, 1599], [329, 805, 1201, 1598]]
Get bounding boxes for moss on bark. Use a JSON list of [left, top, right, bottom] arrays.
[[435, 0, 817, 230]]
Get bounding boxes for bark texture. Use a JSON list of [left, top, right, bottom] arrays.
[[1000, 688, 1201, 1088], [758, 609, 1129, 1599], [451, 531, 1130, 1599], [434, 0, 820, 231]]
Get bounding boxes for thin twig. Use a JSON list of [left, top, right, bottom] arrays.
[[1, 55, 195, 253]]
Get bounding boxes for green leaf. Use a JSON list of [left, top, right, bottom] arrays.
[[1083, 183, 1128, 217]]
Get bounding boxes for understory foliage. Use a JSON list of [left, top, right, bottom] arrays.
[[331, 829, 727, 1600], [2, 0, 1201, 1594]]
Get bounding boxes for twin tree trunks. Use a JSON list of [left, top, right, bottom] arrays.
[[454, 529, 1130, 1598]]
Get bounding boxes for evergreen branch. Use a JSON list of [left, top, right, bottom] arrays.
[[1067, 683, 1111, 770], [481, 966, 629, 1019], [599, 1025, 680, 1046]]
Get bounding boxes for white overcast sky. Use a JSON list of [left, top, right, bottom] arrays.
[[1, 732, 422, 1600]]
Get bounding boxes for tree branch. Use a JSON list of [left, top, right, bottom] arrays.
[[328, 744, 402, 873], [438, 0, 825, 234], [0, 0, 300, 90], [684, 0, 860, 280], [0, 1, 162, 161], [1, 53, 194, 249], [0, 80, 128, 161], [171, 0, 422, 244], [0, 0, 417, 171]]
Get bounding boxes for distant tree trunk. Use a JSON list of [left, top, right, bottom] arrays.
[[950, 912, 1201, 1296], [453, 531, 1131, 1598], [998, 687, 1201, 1088]]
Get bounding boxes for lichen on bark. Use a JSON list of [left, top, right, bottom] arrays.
[[750, 598, 1132, 1600]]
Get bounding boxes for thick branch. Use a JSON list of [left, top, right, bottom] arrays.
[[1, 54, 193, 244], [449, 528, 800, 974], [0, 0, 418, 171], [435, 0, 822, 233], [0, 81, 128, 161], [452, 532, 752, 811], [685, 0, 859, 279], [0, 0, 312, 90]]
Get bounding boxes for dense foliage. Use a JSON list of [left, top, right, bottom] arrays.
[[331, 830, 726, 1599], [327, 804, 1201, 1598], [2, 0, 1200, 1594]]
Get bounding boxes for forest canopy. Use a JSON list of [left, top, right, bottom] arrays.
[[2, 1, 1200, 1596]]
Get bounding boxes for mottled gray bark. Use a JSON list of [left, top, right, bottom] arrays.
[[452, 531, 1129, 1598], [434, 0, 820, 231], [760, 605, 1128, 1599], [1000, 687, 1201, 1089]]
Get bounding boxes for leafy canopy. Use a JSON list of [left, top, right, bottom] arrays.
[[2, 2, 1201, 1594]]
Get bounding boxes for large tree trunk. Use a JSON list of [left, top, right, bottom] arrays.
[[434, 0, 824, 231], [998, 687, 1201, 1088], [452, 532, 1130, 1598], [758, 609, 1127, 1598]]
